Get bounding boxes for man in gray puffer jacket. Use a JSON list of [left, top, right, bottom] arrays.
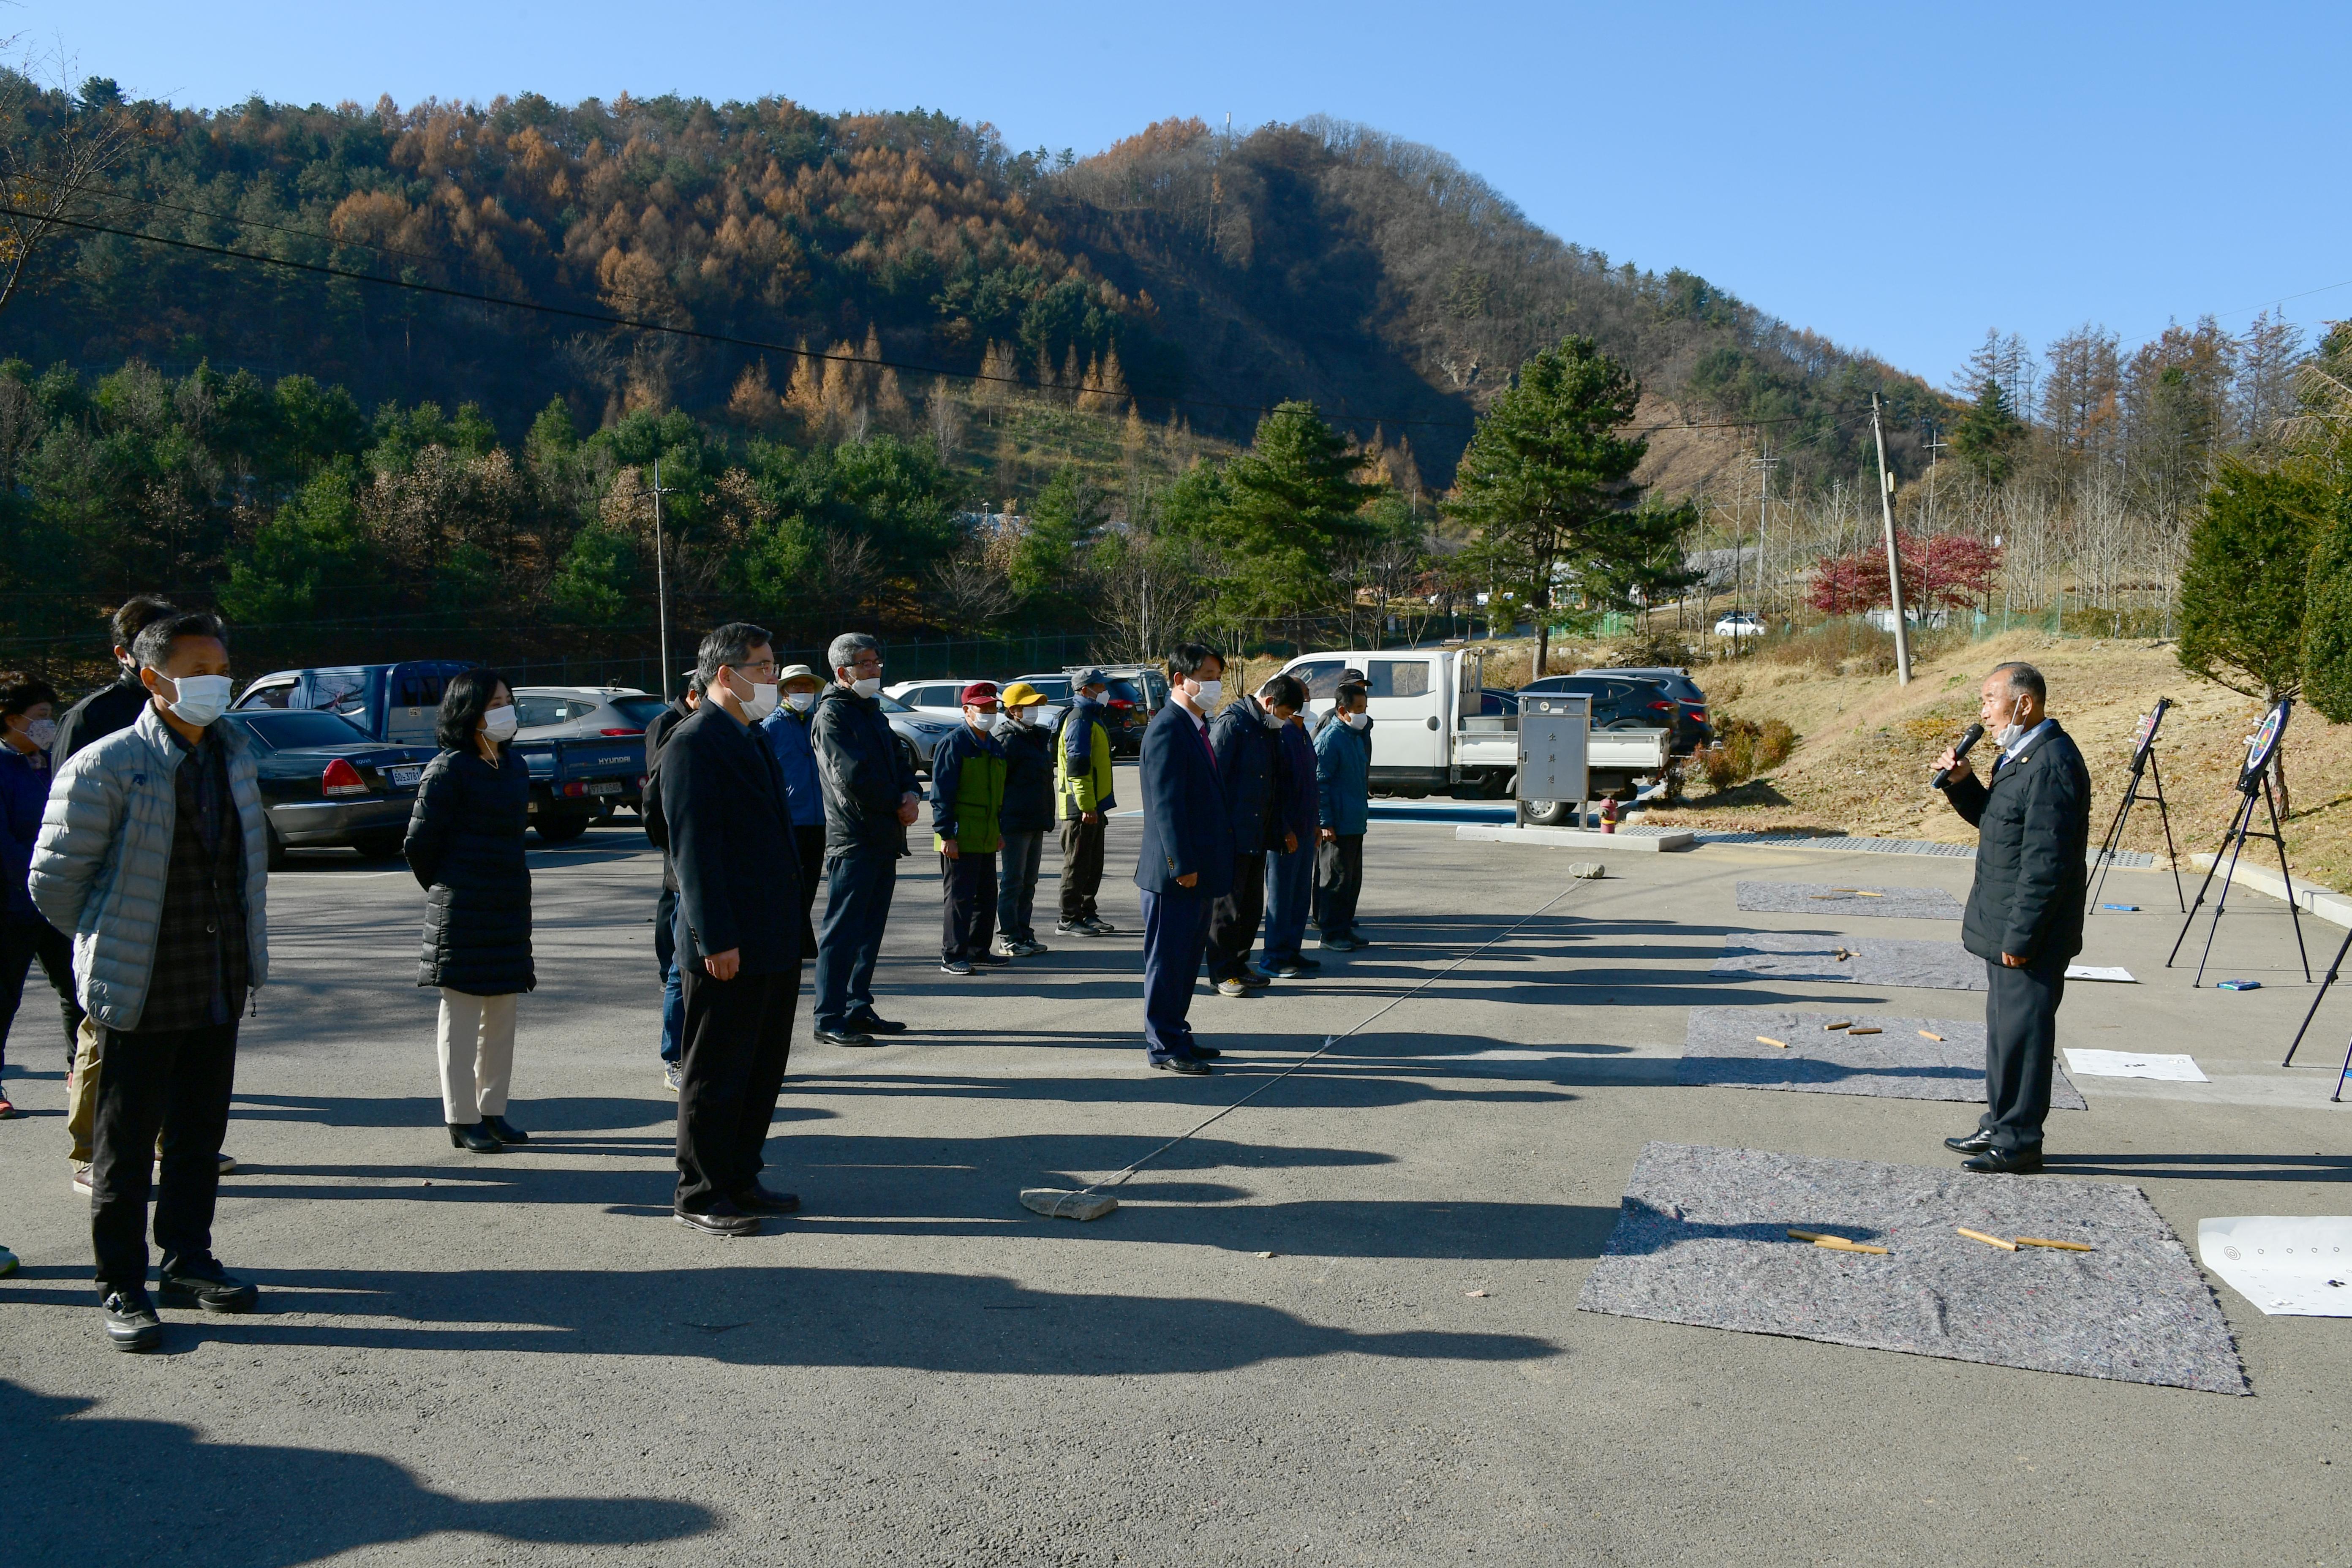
[[30, 610, 271, 1353]]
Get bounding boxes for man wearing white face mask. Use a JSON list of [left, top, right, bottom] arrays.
[[655, 622, 805, 1235], [31, 610, 271, 1351], [1312, 681, 1374, 951], [0, 672, 75, 1116], [757, 663, 831, 960], [1132, 643, 1236, 1072]]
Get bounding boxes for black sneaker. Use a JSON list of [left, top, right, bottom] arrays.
[[1083, 917, 1119, 936], [1056, 919, 1091, 935], [101, 1289, 163, 1352], [972, 952, 1012, 967], [940, 958, 975, 975], [1236, 970, 1272, 989], [158, 1260, 259, 1314]]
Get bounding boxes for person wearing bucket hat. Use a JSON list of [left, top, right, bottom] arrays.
[[929, 682, 1007, 975], [758, 663, 831, 958], [991, 682, 1056, 958], [1054, 669, 1119, 935]]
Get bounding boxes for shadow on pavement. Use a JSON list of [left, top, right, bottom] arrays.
[[0, 1382, 713, 1565]]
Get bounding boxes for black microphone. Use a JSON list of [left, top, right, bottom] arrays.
[[1931, 723, 1985, 791]]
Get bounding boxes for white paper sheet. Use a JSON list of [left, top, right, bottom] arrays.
[[2061, 1048, 2208, 1081], [2198, 1216, 2352, 1316], [2064, 964, 2137, 983]]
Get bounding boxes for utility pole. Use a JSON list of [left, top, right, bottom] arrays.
[[650, 458, 676, 702], [1749, 445, 1778, 652], [1921, 423, 1948, 538], [1870, 394, 1912, 685]]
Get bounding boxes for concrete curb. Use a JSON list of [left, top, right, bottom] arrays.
[[2187, 853, 2352, 929], [1455, 824, 1696, 852]]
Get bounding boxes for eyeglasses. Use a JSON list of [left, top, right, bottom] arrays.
[[730, 660, 780, 678]]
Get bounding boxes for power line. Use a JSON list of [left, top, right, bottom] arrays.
[[15, 204, 1837, 441]]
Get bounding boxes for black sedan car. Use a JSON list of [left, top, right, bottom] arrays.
[[221, 708, 440, 868]]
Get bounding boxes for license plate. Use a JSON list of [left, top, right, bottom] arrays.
[[586, 781, 623, 795], [389, 766, 422, 788]]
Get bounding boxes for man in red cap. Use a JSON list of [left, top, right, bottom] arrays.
[[928, 682, 1008, 975]]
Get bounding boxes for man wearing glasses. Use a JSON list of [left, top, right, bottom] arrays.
[[809, 632, 922, 1047], [656, 623, 805, 1236]]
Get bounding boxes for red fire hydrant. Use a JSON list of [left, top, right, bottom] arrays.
[[1601, 796, 1618, 834]]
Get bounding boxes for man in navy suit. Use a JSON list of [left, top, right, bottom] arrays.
[[1132, 643, 1235, 1074]]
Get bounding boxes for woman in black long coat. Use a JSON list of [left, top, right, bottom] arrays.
[[404, 668, 534, 1154]]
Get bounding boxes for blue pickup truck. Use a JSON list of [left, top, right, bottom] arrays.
[[232, 662, 648, 844]]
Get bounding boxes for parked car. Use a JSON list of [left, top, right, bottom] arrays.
[[885, 679, 985, 722], [1713, 610, 1766, 638], [218, 708, 438, 869], [511, 686, 668, 740], [1059, 665, 1167, 755], [233, 660, 472, 746], [1517, 674, 1688, 744], [1571, 666, 1712, 753], [878, 691, 957, 778]]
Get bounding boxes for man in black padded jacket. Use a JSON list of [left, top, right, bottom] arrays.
[[1934, 662, 2091, 1175]]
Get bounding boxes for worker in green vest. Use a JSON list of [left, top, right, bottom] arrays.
[[931, 681, 1008, 976], [1054, 669, 1119, 935]]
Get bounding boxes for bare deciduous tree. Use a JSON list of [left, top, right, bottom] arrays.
[[0, 65, 135, 313]]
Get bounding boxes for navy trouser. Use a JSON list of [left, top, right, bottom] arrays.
[[1139, 886, 1211, 1061], [815, 849, 898, 1032], [655, 886, 683, 1065], [91, 1022, 238, 1292], [996, 830, 1044, 944], [1979, 956, 2066, 1152], [1263, 843, 1314, 963]]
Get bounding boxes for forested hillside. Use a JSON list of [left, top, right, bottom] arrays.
[[0, 76, 1948, 681]]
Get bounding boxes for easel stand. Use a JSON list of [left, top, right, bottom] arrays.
[[2281, 927, 2352, 1098], [2088, 740, 2184, 913], [2165, 768, 2311, 988]]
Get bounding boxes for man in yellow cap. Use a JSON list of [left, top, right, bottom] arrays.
[[991, 683, 1056, 957]]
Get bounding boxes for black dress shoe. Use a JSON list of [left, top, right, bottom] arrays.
[[732, 1184, 801, 1215], [848, 1013, 907, 1035], [158, 1263, 259, 1313], [1944, 1129, 1996, 1154], [448, 1122, 502, 1153], [1189, 1045, 1222, 1059], [101, 1290, 162, 1352], [674, 1203, 760, 1236], [482, 1115, 529, 1144], [1150, 1056, 1212, 1075], [1962, 1146, 2044, 1174], [813, 1027, 876, 1047]]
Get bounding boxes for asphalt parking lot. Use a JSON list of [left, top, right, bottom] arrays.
[[2, 773, 2347, 1566]]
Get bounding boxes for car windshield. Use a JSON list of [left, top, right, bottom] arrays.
[[224, 710, 370, 750], [1023, 678, 1073, 701]]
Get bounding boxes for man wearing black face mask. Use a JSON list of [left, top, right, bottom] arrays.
[[1933, 661, 2091, 1175]]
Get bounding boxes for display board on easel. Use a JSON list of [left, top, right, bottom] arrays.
[[2089, 697, 2184, 913], [2167, 698, 2310, 988]]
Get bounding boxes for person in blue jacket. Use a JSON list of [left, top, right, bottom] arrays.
[[1261, 677, 1322, 979], [1313, 678, 1374, 950], [0, 672, 73, 1117], [757, 663, 830, 955], [1132, 644, 1235, 1073]]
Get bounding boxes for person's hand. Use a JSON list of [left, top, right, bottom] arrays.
[[704, 947, 741, 980], [896, 793, 920, 826], [1283, 831, 1298, 854], [1082, 810, 1100, 825], [941, 841, 960, 860], [1936, 747, 1972, 783], [1318, 827, 1337, 843], [1176, 871, 1198, 888], [2001, 952, 2027, 967]]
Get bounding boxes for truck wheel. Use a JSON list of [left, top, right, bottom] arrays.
[[1523, 799, 1580, 827], [535, 811, 593, 844], [348, 829, 405, 862]]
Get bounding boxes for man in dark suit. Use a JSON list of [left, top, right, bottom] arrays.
[[1132, 644, 1236, 1074], [641, 671, 701, 1092], [1934, 661, 2091, 1174], [653, 625, 804, 1234]]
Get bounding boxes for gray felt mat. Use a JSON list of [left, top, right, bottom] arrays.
[[1714, 932, 1987, 991], [1735, 881, 1963, 920], [1576, 1143, 2246, 1395], [1679, 1007, 2087, 1108]]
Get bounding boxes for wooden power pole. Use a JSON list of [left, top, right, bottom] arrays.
[[1870, 394, 1912, 686]]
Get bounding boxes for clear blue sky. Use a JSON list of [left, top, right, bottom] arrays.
[[24, 0, 2349, 388]]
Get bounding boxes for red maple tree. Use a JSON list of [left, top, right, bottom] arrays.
[[1808, 533, 2001, 615]]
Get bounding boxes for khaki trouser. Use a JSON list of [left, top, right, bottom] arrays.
[[436, 989, 517, 1123], [65, 1014, 101, 1164]]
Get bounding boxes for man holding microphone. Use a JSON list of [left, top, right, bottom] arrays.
[[1933, 662, 2091, 1175]]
